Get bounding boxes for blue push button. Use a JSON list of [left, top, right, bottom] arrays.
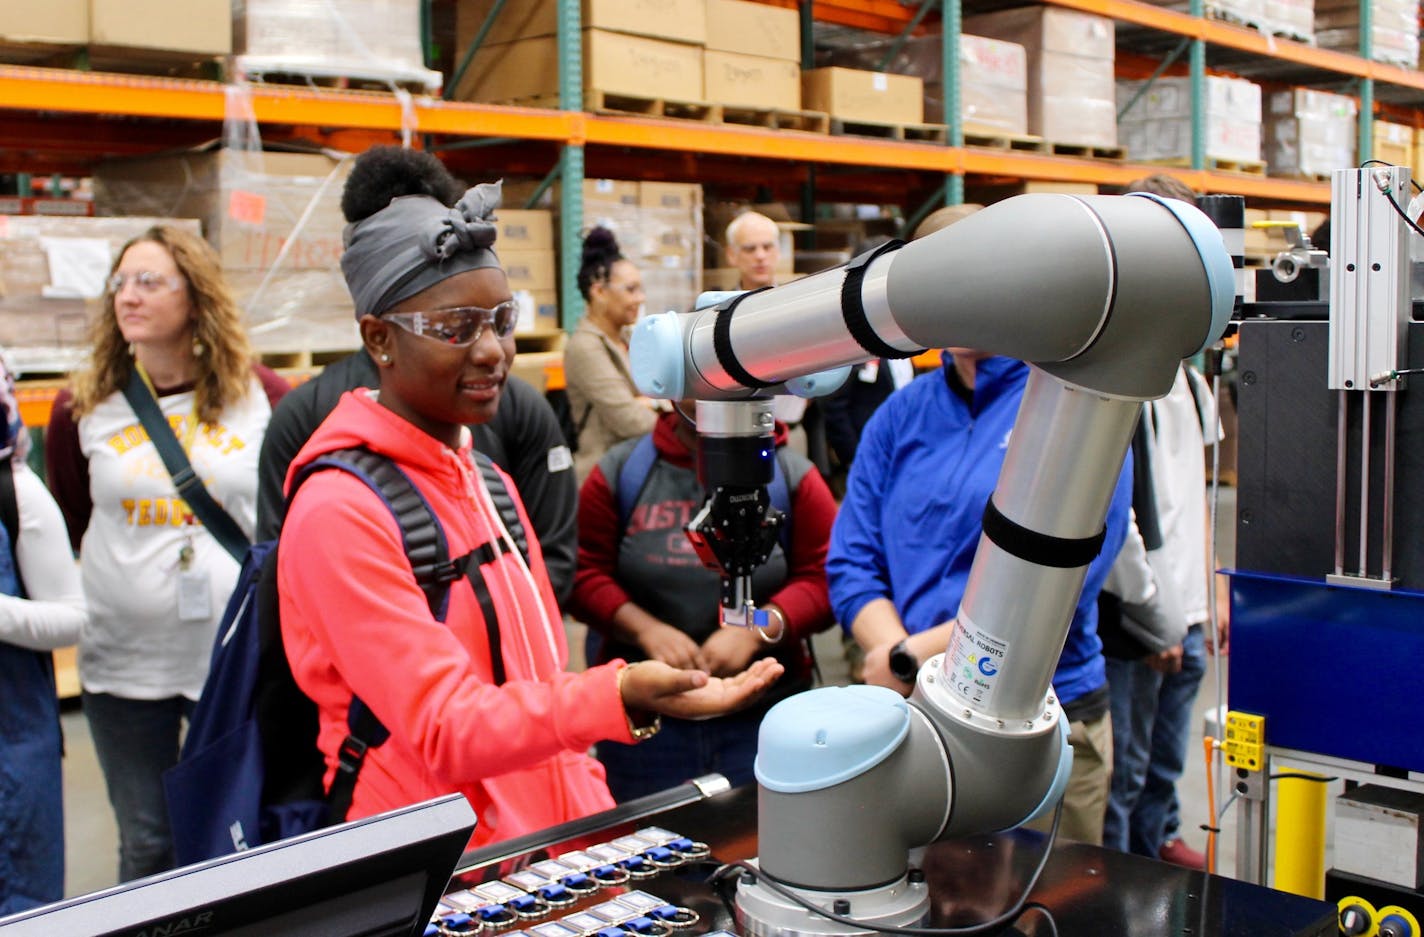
[[621, 856, 648, 872], [651, 907, 680, 921], [645, 847, 676, 863], [443, 913, 479, 933], [596, 929, 626, 937], [561, 873, 593, 890], [538, 885, 572, 903], [425, 925, 442, 937], [593, 864, 622, 878], [668, 838, 695, 852], [478, 905, 514, 923], [508, 895, 540, 913]]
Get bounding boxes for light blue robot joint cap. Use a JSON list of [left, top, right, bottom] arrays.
[[755, 685, 912, 794], [629, 313, 686, 400]]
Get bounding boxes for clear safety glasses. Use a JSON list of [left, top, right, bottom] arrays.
[[382, 301, 520, 347]]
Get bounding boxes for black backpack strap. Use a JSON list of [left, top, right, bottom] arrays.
[[472, 451, 529, 566], [460, 542, 508, 686], [287, 446, 457, 822], [122, 370, 251, 563]]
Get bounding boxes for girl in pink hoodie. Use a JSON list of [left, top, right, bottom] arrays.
[[277, 148, 780, 849]]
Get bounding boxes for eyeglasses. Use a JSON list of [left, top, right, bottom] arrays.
[[107, 271, 184, 296], [382, 302, 519, 346]]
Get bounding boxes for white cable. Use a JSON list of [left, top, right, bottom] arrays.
[[1208, 366, 1228, 873]]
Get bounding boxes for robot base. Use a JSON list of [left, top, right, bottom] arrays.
[[735, 862, 929, 937]]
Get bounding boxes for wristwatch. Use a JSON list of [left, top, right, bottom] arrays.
[[888, 639, 920, 684]]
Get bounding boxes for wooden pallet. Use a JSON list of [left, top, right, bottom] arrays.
[[584, 89, 720, 123], [85, 46, 225, 80], [1276, 170, 1334, 183], [830, 118, 948, 143], [1144, 156, 1268, 175], [961, 127, 1049, 153], [1048, 140, 1128, 160], [237, 69, 437, 95], [0, 40, 84, 68], [720, 105, 830, 134]]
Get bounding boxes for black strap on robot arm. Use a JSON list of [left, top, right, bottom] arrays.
[[840, 238, 923, 360], [713, 286, 778, 391], [982, 498, 1106, 569]]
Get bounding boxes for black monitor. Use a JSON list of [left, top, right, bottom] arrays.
[[0, 794, 475, 937]]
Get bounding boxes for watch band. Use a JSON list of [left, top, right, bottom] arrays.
[[888, 639, 920, 684]]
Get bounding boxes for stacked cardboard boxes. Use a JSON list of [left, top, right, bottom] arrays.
[[1261, 0, 1313, 40], [511, 178, 704, 319], [1117, 75, 1263, 165], [1373, 120, 1415, 170], [495, 209, 559, 334], [821, 33, 1028, 135], [453, 0, 707, 105], [93, 147, 358, 354], [0, 0, 87, 57], [1264, 89, 1358, 177], [0, 215, 202, 370], [703, 0, 801, 111], [965, 7, 1117, 148], [1315, 0, 1420, 66], [232, 0, 440, 90]]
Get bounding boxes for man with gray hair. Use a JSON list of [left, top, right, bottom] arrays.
[[725, 210, 782, 291]]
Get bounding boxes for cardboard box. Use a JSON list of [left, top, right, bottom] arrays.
[[495, 209, 554, 251], [513, 289, 560, 334], [0, 215, 201, 355], [1335, 785, 1424, 890], [705, 0, 798, 60], [802, 67, 923, 125], [94, 148, 351, 272], [704, 51, 800, 110], [639, 182, 702, 213], [500, 249, 558, 293], [455, 30, 703, 104], [966, 7, 1116, 146], [1373, 120, 1414, 169], [1118, 75, 1262, 163], [234, 0, 438, 90], [958, 34, 1028, 134], [1, 0, 87, 45], [966, 180, 1099, 203], [90, 0, 230, 54], [457, 0, 707, 48]]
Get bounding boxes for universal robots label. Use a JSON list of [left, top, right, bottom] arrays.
[[944, 617, 1010, 708]]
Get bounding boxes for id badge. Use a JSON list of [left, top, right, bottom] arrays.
[[177, 568, 213, 622]]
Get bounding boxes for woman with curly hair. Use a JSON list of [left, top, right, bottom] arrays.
[[564, 226, 659, 480], [46, 225, 288, 881]]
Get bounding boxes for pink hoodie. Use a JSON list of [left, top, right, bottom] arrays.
[[278, 389, 629, 847]]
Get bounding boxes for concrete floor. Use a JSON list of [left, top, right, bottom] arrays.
[[59, 487, 1251, 899]]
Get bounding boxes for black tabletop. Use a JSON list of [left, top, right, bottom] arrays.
[[451, 784, 1336, 937]]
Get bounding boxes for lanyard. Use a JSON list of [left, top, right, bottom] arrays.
[[134, 361, 202, 455]]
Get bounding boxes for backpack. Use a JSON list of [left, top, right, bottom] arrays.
[[583, 435, 797, 667], [545, 387, 592, 455], [164, 447, 529, 866]]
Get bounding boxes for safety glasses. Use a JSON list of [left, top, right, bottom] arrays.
[[382, 301, 520, 347], [106, 271, 184, 296]]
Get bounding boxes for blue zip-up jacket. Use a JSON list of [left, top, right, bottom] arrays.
[[828, 356, 1132, 706]]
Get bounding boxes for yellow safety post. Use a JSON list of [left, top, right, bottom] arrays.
[[1274, 771, 1327, 898]]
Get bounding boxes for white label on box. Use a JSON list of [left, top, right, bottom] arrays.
[[39, 236, 112, 299], [873, 73, 888, 91]]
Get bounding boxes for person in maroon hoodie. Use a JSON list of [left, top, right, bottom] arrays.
[[572, 407, 837, 800]]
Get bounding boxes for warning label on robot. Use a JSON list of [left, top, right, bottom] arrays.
[[944, 620, 1010, 708]]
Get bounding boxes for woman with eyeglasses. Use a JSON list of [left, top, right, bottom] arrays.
[[564, 227, 659, 481], [274, 150, 781, 848], [45, 226, 288, 881]]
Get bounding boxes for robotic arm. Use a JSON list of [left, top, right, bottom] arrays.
[[630, 192, 1233, 936]]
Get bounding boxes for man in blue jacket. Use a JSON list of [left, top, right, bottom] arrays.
[[828, 348, 1132, 845]]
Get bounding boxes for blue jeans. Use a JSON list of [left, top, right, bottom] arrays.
[[595, 711, 762, 803], [83, 692, 195, 882], [1103, 624, 1207, 857]]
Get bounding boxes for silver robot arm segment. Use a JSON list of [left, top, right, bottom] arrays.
[[629, 193, 1233, 935]]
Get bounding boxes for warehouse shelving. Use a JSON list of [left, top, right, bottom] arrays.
[[3, 0, 1419, 378]]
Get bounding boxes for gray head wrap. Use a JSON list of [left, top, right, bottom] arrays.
[[341, 180, 503, 317]]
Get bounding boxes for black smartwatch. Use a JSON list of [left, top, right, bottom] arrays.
[[888, 639, 920, 684]]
